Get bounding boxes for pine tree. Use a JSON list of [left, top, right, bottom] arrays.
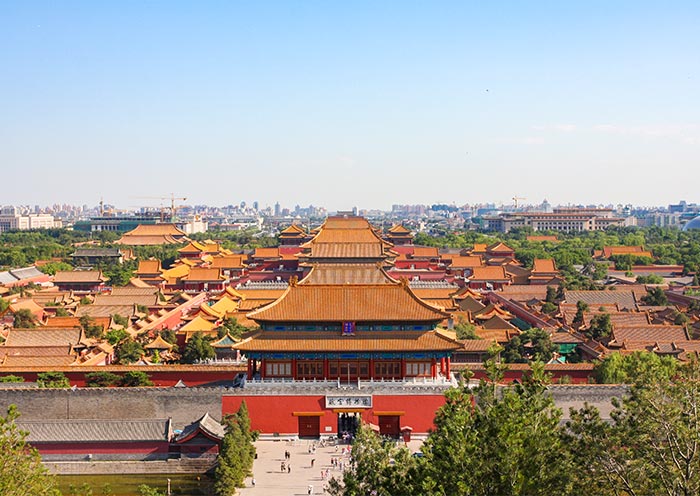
[[214, 402, 257, 495]]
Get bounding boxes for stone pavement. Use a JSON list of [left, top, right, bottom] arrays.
[[237, 437, 424, 496]]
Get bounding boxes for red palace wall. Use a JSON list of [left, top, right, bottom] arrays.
[[222, 394, 446, 435]]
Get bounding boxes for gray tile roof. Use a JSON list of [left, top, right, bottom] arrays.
[[71, 248, 122, 258], [4, 328, 83, 347], [175, 413, 225, 442], [564, 290, 637, 310], [18, 419, 171, 443], [77, 305, 136, 318], [9, 267, 45, 280], [0, 271, 19, 284]]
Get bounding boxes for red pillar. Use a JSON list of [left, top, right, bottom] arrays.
[[400, 358, 406, 379], [446, 357, 451, 378], [260, 359, 265, 379], [323, 358, 330, 380], [369, 358, 375, 380], [431, 358, 437, 379], [292, 359, 297, 380], [247, 358, 253, 380]]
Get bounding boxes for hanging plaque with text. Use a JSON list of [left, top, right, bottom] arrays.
[[325, 395, 372, 408]]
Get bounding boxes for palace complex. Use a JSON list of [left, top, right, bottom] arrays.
[[2, 213, 700, 446]]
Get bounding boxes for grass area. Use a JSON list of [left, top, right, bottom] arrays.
[[57, 473, 214, 496]]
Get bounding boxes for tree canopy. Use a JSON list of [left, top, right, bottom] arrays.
[[181, 332, 216, 364], [0, 405, 61, 495], [214, 402, 257, 495]]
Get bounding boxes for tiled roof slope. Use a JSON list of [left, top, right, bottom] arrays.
[[18, 419, 171, 443], [564, 290, 637, 310], [300, 264, 396, 285], [247, 284, 449, 323]]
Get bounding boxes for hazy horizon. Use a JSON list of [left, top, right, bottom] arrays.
[[2, 1, 698, 211]]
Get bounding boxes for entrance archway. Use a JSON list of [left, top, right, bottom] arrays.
[[337, 412, 361, 437]]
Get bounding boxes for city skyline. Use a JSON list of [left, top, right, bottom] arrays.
[[2, 1, 698, 210]]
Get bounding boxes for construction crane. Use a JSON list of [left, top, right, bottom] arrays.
[[512, 196, 526, 209], [132, 194, 187, 222]]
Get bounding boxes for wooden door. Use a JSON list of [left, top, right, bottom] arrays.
[[298, 416, 320, 438], [378, 415, 400, 438]]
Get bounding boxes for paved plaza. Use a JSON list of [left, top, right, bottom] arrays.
[[238, 437, 424, 496]]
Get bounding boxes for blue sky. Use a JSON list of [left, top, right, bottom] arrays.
[[1, 1, 698, 211]]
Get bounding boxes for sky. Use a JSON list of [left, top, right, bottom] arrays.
[[1, 1, 698, 211]]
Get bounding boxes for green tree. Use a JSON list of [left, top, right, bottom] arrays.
[[0, 405, 61, 495], [327, 422, 415, 496], [0, 375, 24, 383], [181, 332, 216, 364], [570, 359, 700, 495], [85, 371, 121, 387], [674, 312, 690, 325], [159, 329, 177, 344], [137, 485, 164, 496], [79, 315, 103, 339], [120, 371, 153, 387], [545, 285, 558, 303], [454, 318, 478, 340], [54, 307, 69, 317], [593, 351, 677, 384], [216, 317, 250, 339], [503, 328, 556, 363], [101, 262, 136, 287], [13, 308, 37, 328], [586, 313, 612, 341], [416, 361, 572, 495], [115, 340, 144, 364], [111, 313, 129, 327], [67, 482, 94, 496], [214, 402, 257, 495], [636, 274, 664, 284], [37, 371, 70, 388], [105, 328, 129, 345], [38, 261, 72, 276], [541, 301, 557, 314], [641, 286, 668, 306], [572, 300, 588, 326]]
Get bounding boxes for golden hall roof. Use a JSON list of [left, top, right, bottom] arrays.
[[144, 335, 174, 350], [137, 260, 162, 274], [209, 255, 246, 269], [235, 330, 461, 353], [388, 224, 411, 234], [180, 315, 217, 332], [300, 215, 393, 260], [299, 263, 397, 285], [183, 268, 225, 282], [116, 224, 188, 246], [124, 224, 186, 237], [247, 282, 449, 323]]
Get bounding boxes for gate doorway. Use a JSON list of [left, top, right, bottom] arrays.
[[337, 412, 360, 438], [378, 415, 400, 438], [298, 416, 320, 439]]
